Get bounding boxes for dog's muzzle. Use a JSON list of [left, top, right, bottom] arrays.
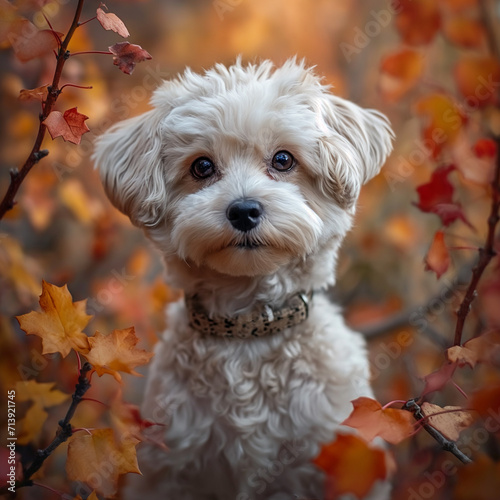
[[185, 291, 313, 339]]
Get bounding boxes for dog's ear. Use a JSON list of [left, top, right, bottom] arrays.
[[315, 94, 394, 207], [93, 109, 166, 227]]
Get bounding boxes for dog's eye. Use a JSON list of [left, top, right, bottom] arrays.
[[272, 151, 295, 172], [191, 157, 216, 179]]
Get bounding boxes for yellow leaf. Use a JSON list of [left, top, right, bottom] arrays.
[[15, 380, 69, 407], [85, 327, 153, 383], [17, 402, 47, 445], [17, 281, 92, 358], [66, 429, 140, 497]]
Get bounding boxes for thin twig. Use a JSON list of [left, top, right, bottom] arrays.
[[0, 0, 86, 220]]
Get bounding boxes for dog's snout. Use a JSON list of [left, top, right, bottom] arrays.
[[226, 199, 263, 232]]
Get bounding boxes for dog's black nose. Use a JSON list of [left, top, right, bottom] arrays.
[[226, 199, 263, 232]]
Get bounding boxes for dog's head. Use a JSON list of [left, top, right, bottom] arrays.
[[94, 59, 393, 279]]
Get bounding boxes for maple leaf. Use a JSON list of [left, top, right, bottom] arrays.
[[314, 433, 388, 500], [447, 331, 500, 368], [421, 361, 458, 397], [473, 138, 497, 158], [43, 107, 90, 145], [7, 19, 62, 62], [17, 280, 91, 358], [66, 428, 140, 497], [443, 16, 485, 48], [414, 94, 466, 158], [455, 56, 500, 107], [17, 402, 47, 445], [109, 42, 152, 75], [454, 454, 500, 500], [19, 84, 49, 103], [97, 5, 130, 38], [379, 49, 424, 102], [420, 402, 474, 441], [342, 397, 415, 445], [425, 230, 450, 279], [84, 327, 154, 383], [395, 0, 441, 46]]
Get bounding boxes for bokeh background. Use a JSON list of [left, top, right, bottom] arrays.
[[1, 0, 499, 498]]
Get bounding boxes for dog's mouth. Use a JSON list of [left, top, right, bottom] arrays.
[[232, 237, 262, 250]]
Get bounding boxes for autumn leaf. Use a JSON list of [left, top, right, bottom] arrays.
[[43, 107, 90, 145], [395, 0, 441, 46], [454, 454, 500, 500], [420, 402, 474, 441], [443, 16, 485, 48], [447, 331, 500, 368], [84, 327, 153, 382], [425, 230, 450, 279], [17, 280, 91, 358], [342, 397, 415, 444], [7, 19, 62, 62], [314, 433, 388, 500], [421, 361, 458, 397], [97, 5, 130, 38], [455, 56, 500, 107], [379, 49, 424, 102], [66, 428, 141, 497], [469, 384, 500, 419], [473, 138, 497, 158], [414, 94, 467, 158], [109, 41, 152, 75], [19, 84, 49, 103], [17, 402, 47, 445]]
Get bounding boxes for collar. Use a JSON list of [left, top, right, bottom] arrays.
[[185, 291, 312, 339]]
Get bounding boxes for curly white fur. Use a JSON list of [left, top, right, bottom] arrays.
[[94, 58, 394, 499]]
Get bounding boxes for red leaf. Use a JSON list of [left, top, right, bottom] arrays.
[[7, 19, 62, 62], [43, 107, 90, 145], [97, 5, 130, 38], [395, 0, 441, 46], [431, 203, 472, 228], [415, 164, 455, 212], [314, 434, 388, 500], [421, 362, 458, 398], [342, 397, 415, 445], [109, 42, 152, 75], [473, 138, 497, 158], [425, 230, 450, 279]]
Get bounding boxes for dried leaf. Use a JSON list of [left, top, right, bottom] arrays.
[[448, 331, 500, 368], [379, 49, 424, 102], [85, 327, 153, 382], [43, 107, 90, 145], [421, 402, 474, 441], [109, 41, 152, 75], [314, 434, 388, 500], [455, 56, 500, 107], [425, 230, 450, 279], [97, 5, 130, 38], [443, 16, 485, 48], [19, 84, 49, 103], [66, 429, 140, 497], [447, 345, 478, 369], [395, 0, 441, 45], [342, 397, 415, 445], [17, 280, 91, 358]]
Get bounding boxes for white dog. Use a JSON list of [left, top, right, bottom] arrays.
[[94, 58, 393, 500]]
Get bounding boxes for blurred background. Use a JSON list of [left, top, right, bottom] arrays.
[[1, 0, 499, 498]]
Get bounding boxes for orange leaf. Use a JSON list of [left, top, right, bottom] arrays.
[[17, 281, 91, 358], [342, 397, 415, 444], [414, 93, 467, 158], [454, 454, 500, 500], [43, 107, 90, 145], [420, 402, 474, 441], [395, 0, 441, 45], [440, 0, 478, 11], [18, 84, 49, 103], [443, 16, 485, 48], [66, 429, 140, 497], [84, 327, 153, 383], [425, 230, 450, 279], [379, 49, 424, 102], [455, 56, 500, 107], [7, 19, 61, 62], [109, 42, 152, 75], [96, 5, 130, 38], [314, 434, 387, 499]]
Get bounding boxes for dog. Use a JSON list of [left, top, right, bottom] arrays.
[[93, 58, 394, 500]]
